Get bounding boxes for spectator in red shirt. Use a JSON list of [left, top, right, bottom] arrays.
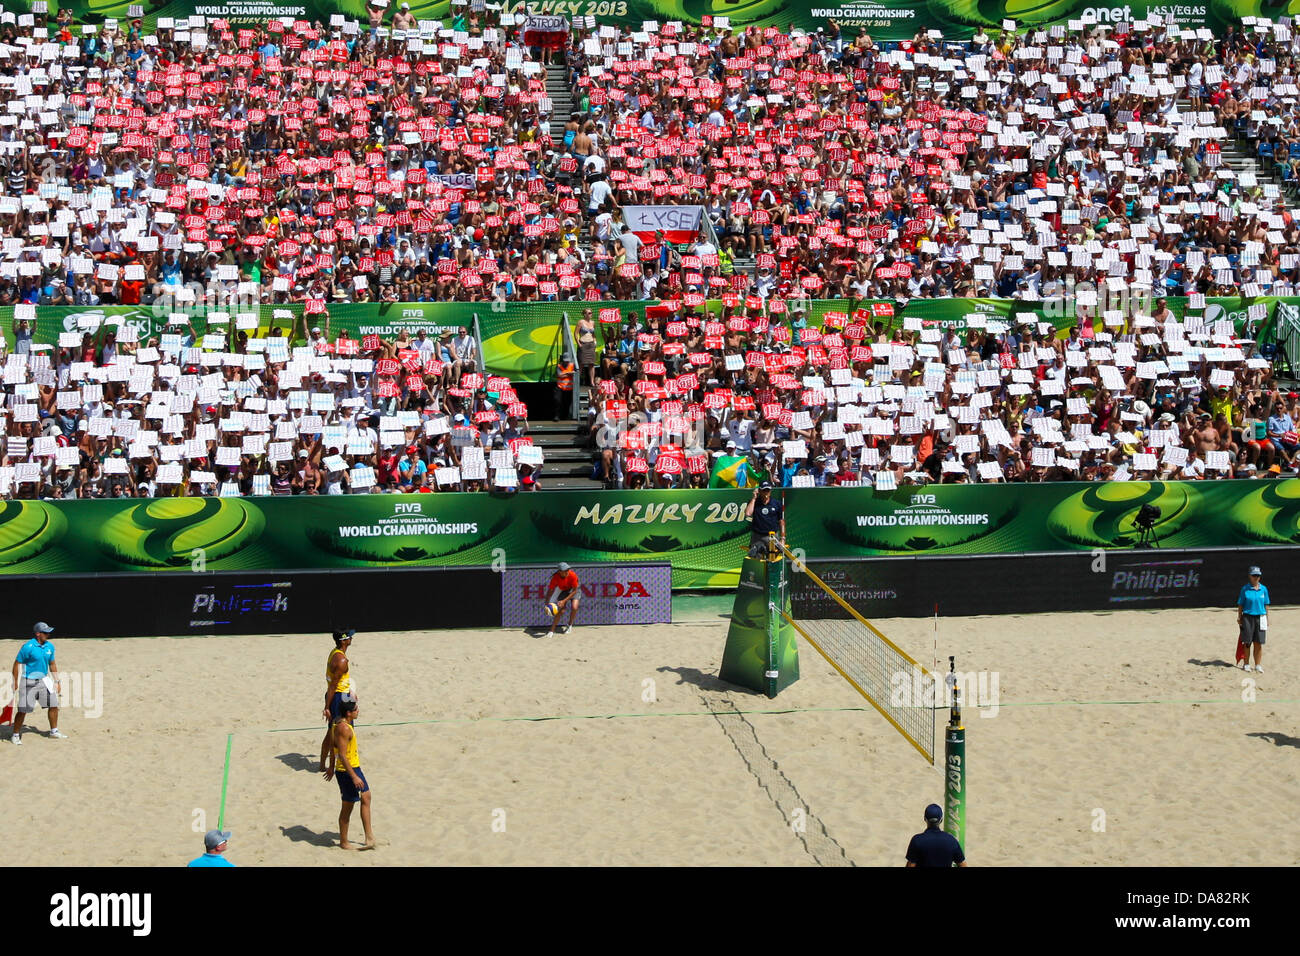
[[118, 273, 144, 305], [376, 450, 401, 491]]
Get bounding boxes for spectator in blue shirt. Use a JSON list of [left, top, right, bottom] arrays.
[[397, 447, 427, 490], [1266, 403, 1297, 466], [1237, 566, 1270, 673], [809, 456, 832, 486], [187, 830, 235, 867], [160, 253, 182, 287], [616, 327, 636, 361]]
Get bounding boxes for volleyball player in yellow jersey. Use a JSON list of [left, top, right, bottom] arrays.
[[326, 696, 374, 850], [319, 630, 355, 772]]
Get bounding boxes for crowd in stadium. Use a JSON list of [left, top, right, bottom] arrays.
[[1, 307, 536, 497], [0, 4, 1296, 306], [0, 3, 1295, 494], [585, 298, 1290, 487]]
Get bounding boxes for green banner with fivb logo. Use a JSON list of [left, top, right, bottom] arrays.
[[16, 0, 1296, 42], [2, 482, 1300, 587], [0, 490, 755, 588], [786, 480, 1300, 556]]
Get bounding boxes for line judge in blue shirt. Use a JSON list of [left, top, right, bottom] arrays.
[[11, 622, 67, 746], [1237, 566, 1271, 674], [187, 830, 235, 867]]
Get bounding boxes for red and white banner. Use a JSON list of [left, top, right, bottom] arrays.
[[523, 16, 569, 49], [622, 206, 705, 245]]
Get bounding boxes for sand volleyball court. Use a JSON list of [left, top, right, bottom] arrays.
[[2, 607, 1297, 866]]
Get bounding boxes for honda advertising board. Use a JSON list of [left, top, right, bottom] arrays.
[[501, 563, 672, 627]]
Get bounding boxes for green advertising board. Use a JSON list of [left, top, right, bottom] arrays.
[[3, 481, 1300, 587], [7, 0, 438, 30], [0, 489, 754, 588], [15, 0, 1295, 42], [784, 479, 1300, 557], [3, 300, 607, 384], [510, 0, 1285, 40], [0, 301, 568, 382]]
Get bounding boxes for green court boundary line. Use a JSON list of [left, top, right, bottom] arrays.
[[218, 733, 232, 830], [254, 697, 1300, 735]]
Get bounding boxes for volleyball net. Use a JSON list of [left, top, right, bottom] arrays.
[[776, 543, 937, 765]]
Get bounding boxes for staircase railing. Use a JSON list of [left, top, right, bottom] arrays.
[[560, 311, 580, 421]]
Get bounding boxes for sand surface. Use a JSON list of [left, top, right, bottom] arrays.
[[2, 607, 1297, 866]]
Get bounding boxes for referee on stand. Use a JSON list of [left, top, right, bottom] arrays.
[[745, 481, 785, 558]]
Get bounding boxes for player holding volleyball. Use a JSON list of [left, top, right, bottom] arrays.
[[545, 562, 581, 636]]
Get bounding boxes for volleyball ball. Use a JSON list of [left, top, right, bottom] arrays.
[[546, 602, 560, 617]]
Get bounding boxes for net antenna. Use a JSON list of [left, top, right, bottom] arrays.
[[777, 542, 937, 764]]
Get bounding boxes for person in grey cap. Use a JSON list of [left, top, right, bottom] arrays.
[[10, 623, 67, 745], [545, 561, 581, 636], [1236, 567, 1271, 673], [187, 830, 235, 867]]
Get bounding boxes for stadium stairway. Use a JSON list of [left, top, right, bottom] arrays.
[[531, 419, 603, 489], [545, 62, 574, 144], [1179, 98, 1300, 213], [1219, 138, 1280, 204], [544, 56, 751, 277]]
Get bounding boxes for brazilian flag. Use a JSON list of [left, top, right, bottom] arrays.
[[710, 455, 762, 489]]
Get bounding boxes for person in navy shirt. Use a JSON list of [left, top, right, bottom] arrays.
[[187, 830, 235, 867], [1237, 566, 1271, 673], [11, 622, 67, 746], [745, 482, 785, 558], [905, 804, 967, 868]]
